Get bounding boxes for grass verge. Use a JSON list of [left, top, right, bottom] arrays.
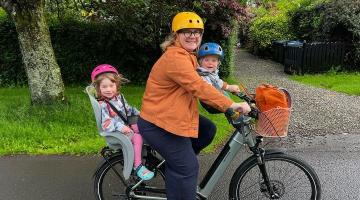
[[0, 86, 234, 155], [290, 72, 360, 96]]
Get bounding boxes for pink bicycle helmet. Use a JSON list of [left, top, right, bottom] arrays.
[[91, 64, 119, 81]]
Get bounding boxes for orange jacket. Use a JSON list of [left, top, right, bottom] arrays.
[[140, 42, 233, 138]]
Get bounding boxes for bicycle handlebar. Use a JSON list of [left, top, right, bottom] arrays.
[[225, 92, 259, 123], [233, 92, 256, 104]]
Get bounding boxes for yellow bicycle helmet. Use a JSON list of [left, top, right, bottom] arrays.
[[172, 12, 204, 33]]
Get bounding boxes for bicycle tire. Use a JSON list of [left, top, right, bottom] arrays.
[[94, 155, 129, 200], [229, 153, 321, 200], [94, 154, 166, 200]]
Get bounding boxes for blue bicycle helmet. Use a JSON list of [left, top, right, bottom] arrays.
[[198, 42, 224, 59]]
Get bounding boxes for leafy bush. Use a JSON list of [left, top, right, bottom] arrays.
[[248, 13, 294, 55], [96, 0, 247, 78], [323, 0, 360, 69], [291, 0, 360, 69], [0, 0, 247, 86], [220, 20, 239, 77], [319, 0, 360, 41], [0, 18, 160, 86], [289, 3, 327, 41], [0, 8, 6, 20], [194, 0, 247, 77], [50, 20, 135, 84], [0, 17, 27, 86], [246, 0, 323, 55]]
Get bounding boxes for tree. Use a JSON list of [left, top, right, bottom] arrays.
[[0, 0, 65, 104]]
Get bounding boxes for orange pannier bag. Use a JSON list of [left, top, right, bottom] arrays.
[[254, 84, 291, 137]]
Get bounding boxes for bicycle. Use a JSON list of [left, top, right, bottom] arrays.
[[89, 87, 322, 200]]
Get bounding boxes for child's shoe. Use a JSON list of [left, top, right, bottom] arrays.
[[135, 164, 154, 181]]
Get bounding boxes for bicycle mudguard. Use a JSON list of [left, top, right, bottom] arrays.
[[264, 148, 286, 155], [243, 148, 286, 164], [100, 131, 134, 180]]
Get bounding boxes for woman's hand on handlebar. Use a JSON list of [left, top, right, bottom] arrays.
[[230, 102, 251, 115]]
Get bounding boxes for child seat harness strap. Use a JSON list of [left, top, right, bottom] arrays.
[[196, 69, 223, 92], [104, 94, 129, 125]]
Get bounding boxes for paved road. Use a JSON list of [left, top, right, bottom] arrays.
[[1, 134, 360, 200]]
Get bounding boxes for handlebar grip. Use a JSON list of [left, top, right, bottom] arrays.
[[225, 108, 241, 120], [248, 105, 259, 119]]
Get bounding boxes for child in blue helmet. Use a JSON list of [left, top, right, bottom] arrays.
[[197, 42, 240, 96]]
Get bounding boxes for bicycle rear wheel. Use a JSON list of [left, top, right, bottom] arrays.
[[94, 154, 166, 200], [229, 153, 321, 200], [94, 155, 129, 200]]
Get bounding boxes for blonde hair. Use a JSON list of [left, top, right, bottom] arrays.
[[93, 72, 128, 99], [160, 33, 176, 52]]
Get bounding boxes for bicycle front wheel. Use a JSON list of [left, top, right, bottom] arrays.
[[229, 153, 321, 200]]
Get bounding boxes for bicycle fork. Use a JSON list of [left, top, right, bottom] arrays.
[[255, 148, 280, 199]]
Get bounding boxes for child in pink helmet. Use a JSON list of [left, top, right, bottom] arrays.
[[91, 64, 154, 181]]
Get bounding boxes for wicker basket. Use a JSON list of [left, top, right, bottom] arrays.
[[255, 107, 291, 137], [255, 87, 292, 137]]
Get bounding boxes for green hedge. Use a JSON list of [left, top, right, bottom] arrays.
[[289, 3, 326, 41], [318, 0, 360, 69], [0, 1, 246, 86], [0, 17, 161, 86], [0, 18, 236, 86], [220, 20, 239, 77], [0, 18, 26, 86], [289, 0, 360, 70], [248, 14, 294, 56], [246, 0, 324, 56], [50, 19, 162, 85]]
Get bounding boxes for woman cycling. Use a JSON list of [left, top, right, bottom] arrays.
[[137, 11, 250, 200]]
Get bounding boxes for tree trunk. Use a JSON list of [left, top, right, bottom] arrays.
[[1, 0, 65, 104]]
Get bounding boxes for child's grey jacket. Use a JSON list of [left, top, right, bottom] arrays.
[[196, 66, 226, 93], [99, 95, 139, 133]]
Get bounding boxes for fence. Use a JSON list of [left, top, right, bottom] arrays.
[[272, 41, 350, 74]]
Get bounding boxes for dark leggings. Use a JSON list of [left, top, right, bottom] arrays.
[[137, 115, 216, 200]]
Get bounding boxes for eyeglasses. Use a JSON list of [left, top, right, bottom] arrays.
[[179, 30, 203, 38]]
